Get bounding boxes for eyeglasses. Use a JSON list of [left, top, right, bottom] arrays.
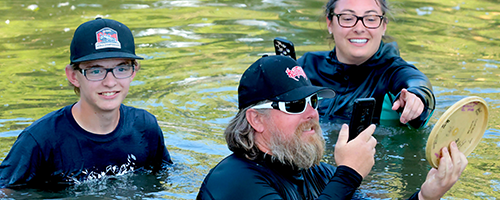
[[251, 93, 319, 114], [80, 64, 135, 81], [332, 13, 384, 29]]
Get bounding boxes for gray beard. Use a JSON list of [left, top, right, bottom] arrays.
[[267, 120, 325, 170]]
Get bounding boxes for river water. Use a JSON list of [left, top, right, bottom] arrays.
[[0, 0, 499, 199]]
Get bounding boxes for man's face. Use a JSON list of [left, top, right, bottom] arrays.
[[72, 58, 136, 113], [261, 104, 325, 169]]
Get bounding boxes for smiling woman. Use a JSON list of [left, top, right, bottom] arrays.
[[298, 0, 436, 129]]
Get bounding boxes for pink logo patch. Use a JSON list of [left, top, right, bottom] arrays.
[[95, 27, 121, 50], [285, 66, 308, 81]]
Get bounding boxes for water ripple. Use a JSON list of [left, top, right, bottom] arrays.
[[159, 41, 204, 48], [120, 4, 150, 9], [152, 0, 201, 8], [136, 28, 201, 40], [236, 38, 264, 42]]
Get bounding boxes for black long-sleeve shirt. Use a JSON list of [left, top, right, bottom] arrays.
[[197, 153, 420, 199], [197, 153, 362, 199], [298, 42, 435, 128]]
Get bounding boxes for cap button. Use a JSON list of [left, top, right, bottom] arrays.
[[261, 54, 268, 58], [95, 17, 102, 20]]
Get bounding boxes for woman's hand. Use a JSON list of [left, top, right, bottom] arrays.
[[392, 89, 424, 124]]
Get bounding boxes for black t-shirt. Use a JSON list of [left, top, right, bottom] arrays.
[[197, 153, 364, 200], [0, 104, 172, 188]]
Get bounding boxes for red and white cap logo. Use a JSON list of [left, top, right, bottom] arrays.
[[285, 66, 308, 81], [95, 27, 121, 50]]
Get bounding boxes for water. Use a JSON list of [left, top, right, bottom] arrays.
[[0, 0, 499, 199]]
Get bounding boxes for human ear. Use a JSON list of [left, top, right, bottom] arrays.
[[326, 16, 334, 34], [246, 109, 266, 133], [381, 21, 387, 36], [130, 61, 140, 79], [65, 64, 80, 88]]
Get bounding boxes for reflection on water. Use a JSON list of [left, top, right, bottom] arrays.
[[6, 169, 170, 199], [0, 0, 499, 199], [321, 123, 431, 198]]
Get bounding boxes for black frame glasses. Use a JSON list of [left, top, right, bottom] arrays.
[[79, 64, 135, 81], [332, 13, 384, 29]]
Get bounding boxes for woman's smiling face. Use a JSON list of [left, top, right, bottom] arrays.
[[327, 0, 387, 65]]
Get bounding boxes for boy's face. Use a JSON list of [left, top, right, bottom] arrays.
[[70, 58, 136, 112]]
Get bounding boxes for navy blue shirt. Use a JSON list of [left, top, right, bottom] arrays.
[[0, 104, 172, 188]]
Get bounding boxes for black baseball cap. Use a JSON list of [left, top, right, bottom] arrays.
[[70, 17, 143, 64], [238, 55, 335, 109]]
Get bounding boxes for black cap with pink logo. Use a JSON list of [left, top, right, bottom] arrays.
[[70, 17, 143, 64], [238, 55, 335, 109]]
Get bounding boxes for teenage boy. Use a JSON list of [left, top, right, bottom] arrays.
[[0, 18, 172, 189]]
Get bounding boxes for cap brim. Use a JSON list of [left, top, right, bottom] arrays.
[[270, 86, 335, 102], [71, 52, 144, 63]]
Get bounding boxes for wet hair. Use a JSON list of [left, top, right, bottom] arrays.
[[225, 102, 270, 160], [68, 59, 138, 96]]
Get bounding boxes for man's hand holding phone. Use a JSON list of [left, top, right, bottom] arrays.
[[335, 124, 377, 178]]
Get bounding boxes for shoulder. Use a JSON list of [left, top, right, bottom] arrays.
[[377, 42, 418, 69], [24, 106, 71, 136], [199, 154, 271, 196], [121, 104, 158, 124], [9, 106, 72, 154], [119, 105, 162, 136], [29, 106, 69, 125], [297, 51, 335, 79], [121, 104, 155, 117], [381, 57, 423, 77], [203, 154, 263, 180], [392, 57, 418, 69]]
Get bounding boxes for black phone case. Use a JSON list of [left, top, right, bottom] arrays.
[[273, 37, 296, 60], [348, 98, 376, 141]]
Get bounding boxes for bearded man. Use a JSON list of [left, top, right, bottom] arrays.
[[196, 55, 467, 200]]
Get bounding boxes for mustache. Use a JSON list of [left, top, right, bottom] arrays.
[[268, 119, 325, 170], [296, 120, 322, 136]]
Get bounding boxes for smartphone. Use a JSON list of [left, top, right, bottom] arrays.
[[348, 98, 376, 141], [273, 37, 296, 60]]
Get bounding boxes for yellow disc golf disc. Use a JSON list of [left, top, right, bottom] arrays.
[[426, 96, 489, 168]]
